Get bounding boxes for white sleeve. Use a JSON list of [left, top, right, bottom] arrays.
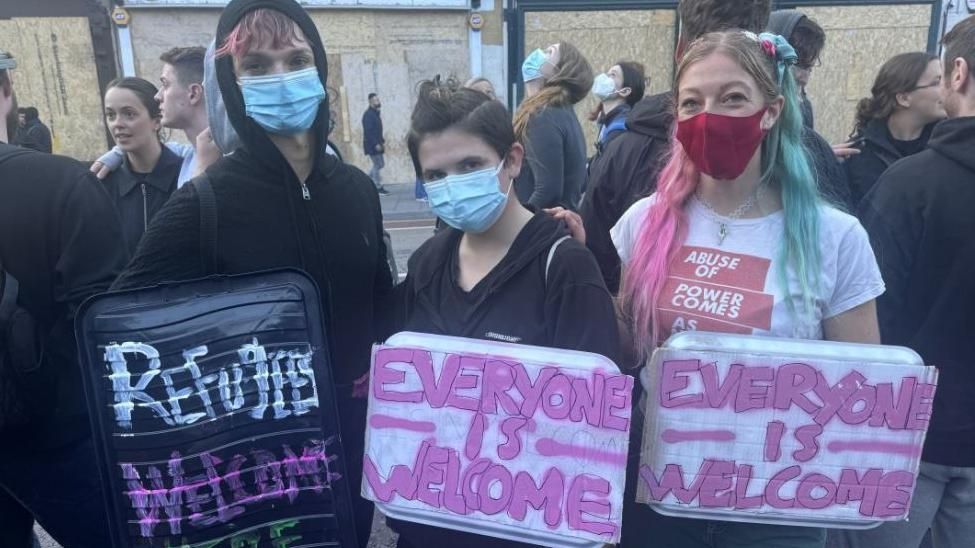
[[165, 142, 195, 159], [824, 219, 886, 318], [610, 197, 652, 266]]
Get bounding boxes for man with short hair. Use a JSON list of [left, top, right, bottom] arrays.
[[837, 14, 975, 548], [110, 2, 392, 545], [581, 0, 772, 295], [362, 92, 389, 195], [15, 106, 52, 153], [1, 48, 125, 548]]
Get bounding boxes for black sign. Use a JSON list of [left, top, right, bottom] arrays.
[[76, 270, 357, 547]]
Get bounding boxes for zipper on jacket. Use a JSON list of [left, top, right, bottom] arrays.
[[141, 183, 148, 231], [300, 181, 311, 200]]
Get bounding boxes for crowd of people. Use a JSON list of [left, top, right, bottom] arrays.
[[1, 0, 974, 546]]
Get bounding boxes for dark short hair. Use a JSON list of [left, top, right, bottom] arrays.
[[943, 14, 975, 82], [368, 93, 378, 100], [160, 46, 205, 87], [23, 106, 38, 121], [678, 0, 772, 44], [790, 16, 826, 68], [617, 61, 646, 107], [106, 77, 162, 119], [408, 77, 515, 177]]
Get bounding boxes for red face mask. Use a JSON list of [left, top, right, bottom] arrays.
[[676, 109, 767, 180]]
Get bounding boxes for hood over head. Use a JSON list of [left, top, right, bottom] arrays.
[[767, 9, 806, 41], [204, 39, 242, 155], [214, 0, 330, 169], [624, 91, 674, 139]]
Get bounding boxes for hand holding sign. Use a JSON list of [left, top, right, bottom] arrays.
[[363, 332, 633, 547]]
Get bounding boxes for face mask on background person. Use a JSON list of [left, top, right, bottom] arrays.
[[521, 49, 549, 83], [425, 162, 510, 233], [676, 109, 767, 180], [239, 67, 326, 135], [592, 73, 622, 102]]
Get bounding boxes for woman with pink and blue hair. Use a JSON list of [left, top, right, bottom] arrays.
[[612, 31, 885, 547]]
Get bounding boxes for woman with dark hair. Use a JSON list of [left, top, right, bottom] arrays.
[[101, 76, 181, 257], [590, 61, 646, 153], [844, 52, 946, 206], [390, 77, 620, 548], [513, 41, 593, 210]]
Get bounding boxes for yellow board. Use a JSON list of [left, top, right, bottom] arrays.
[[0, 17, 106, 160]]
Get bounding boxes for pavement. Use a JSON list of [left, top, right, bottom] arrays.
[[378, 181, 435, 224]]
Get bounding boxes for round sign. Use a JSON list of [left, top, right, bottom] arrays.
[[469, 12, 484, 31], [112, 7, 130, 27]]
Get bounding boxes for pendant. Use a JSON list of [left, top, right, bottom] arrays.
[[718, 224, 728, 245]]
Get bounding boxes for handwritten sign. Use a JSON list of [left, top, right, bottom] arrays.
[[362, 332, 633, 546], [76, 270, 358, 547], [637, 332, 937, 528]]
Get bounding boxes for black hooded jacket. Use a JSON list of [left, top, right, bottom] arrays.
[[859, 116, 975, 467], [844, 118, 936, 207], [112, 0, 392, 387], [581, 92, 672, 294]]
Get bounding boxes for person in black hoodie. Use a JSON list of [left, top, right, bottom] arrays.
[[579, 0, 774, 295], [1, 50, 127, 547], [843, 52, 946, 207], [391, 79, 620, 548], [101, 77, 181, 257], [836, 15, 975, 548], [110, 1, 392, 545]]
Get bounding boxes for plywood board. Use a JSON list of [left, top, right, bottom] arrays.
[[0, 17, 107, 159]]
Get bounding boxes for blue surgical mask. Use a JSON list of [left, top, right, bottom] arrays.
[[239, 67, 326, 135], [592, 73, 620, 101], [425, 162, 509, 233], [522, 49, 548, 82]]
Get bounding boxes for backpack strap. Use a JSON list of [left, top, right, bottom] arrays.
[[545, 235, 572, 286], [191, 174, 218, 276], [0, 267, 19, 330]]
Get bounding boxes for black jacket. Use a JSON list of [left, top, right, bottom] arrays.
[[16, 118, 52, 153], [858, 116, 975, 467], [581, 92, 672, 294], [514, 105, 588, 210], [362, 107, 384, 155], [102, 145, 181, 258], [112, 0, 393, 387], [392, 212, 620, 547], [0, 144, 127, 446], [804, 125, 853, 211], [845, 119, 936, 207]]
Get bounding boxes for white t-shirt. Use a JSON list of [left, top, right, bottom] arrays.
[[611, 195, 884, 351]]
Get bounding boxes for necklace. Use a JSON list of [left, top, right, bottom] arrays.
[[695, 184, 766, 246]]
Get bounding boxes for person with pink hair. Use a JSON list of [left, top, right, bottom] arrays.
[[611, 31, 884, 547]]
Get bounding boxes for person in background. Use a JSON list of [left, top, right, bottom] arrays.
[[590, 61, 645, 154], [389, 76, 619, 548], [513, 41, 593, 210], [464, 76, 497, 99], [843, 52, 946, 206], [612, 31, 883, 548], [1, 48, 126, 548], [91, 46, 216, 187], [766, 9, 852, 209], [101, 77, 181, 258], [834, 15, 975, 548], [363, 92, 389, 196], [580, 0, 772, 295], [110, 2, 393, 545], [15, 106, 51, 153], [767, 9, 824, 129]]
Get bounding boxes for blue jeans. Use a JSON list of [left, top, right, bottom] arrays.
[[0, 436, 111, 547], [368, 153, 385, 189], [414, 178, 427, 200]]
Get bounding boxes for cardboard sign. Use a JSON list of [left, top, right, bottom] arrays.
[[637, 332, 937, 529], [76, 270, 358, 547], [363, 332, 633, 546]]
